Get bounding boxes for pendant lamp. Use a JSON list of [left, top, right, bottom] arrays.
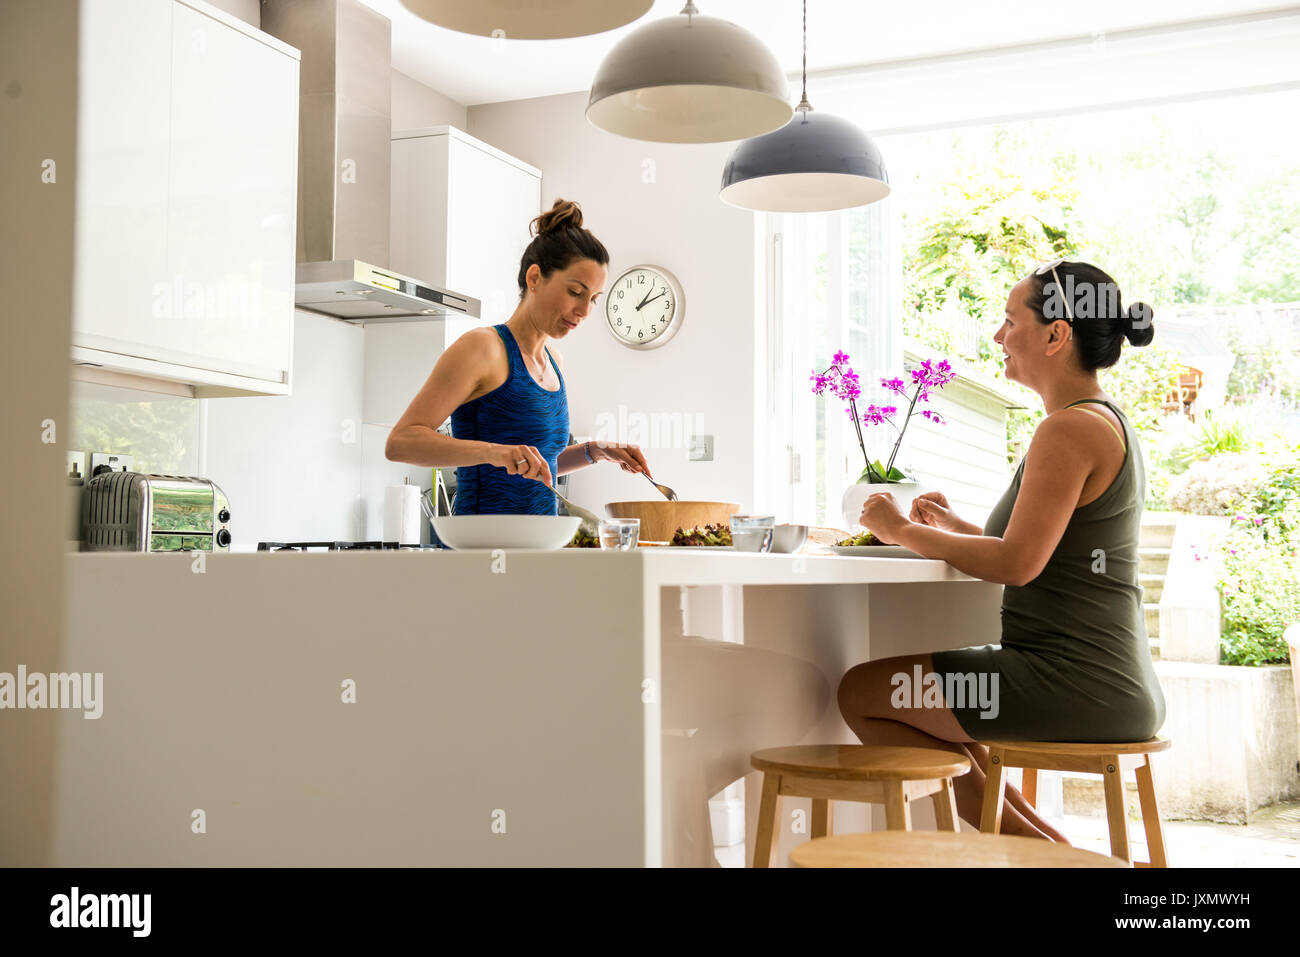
[[587, 1, 792, 144], [398, 0, 653, 40], [720, 0, 889, 212]]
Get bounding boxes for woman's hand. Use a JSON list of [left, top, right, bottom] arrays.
[[492, 444, 553, 488], [859, 492, 911, 544], [594, 441, 652, 477], [910, 491, 960, 531]]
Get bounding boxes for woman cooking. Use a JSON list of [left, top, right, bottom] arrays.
[[385, 199, 654, 513]]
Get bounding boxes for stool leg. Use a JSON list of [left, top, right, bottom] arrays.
[[1101, 755, 1132, 865], [883, 782, 911, 831], [981, 748, 1008, 834], [1022, 767, 1038, 809], [811, 799, 832, 839], [1134, 755, 1168, 868], [932, 778, 959, 832], [752, 772, 783, 868]]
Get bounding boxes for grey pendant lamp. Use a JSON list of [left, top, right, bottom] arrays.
[[398, 0, 653, 39], [720, 0, 889, 212], [587, 1, 792, 144]]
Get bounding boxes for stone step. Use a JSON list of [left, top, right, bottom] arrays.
[[1139, 574, 1164, 603], [1144, 602, 1160, 639], [1140, 519, 1178, 549], [1139, 546, 1171, 575]]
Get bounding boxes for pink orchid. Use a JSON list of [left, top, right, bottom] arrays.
[[810, 352, 959, 483]]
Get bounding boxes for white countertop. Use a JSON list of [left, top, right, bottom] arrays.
[[67, 547, 978, 588], [54, 547, 999, 865]]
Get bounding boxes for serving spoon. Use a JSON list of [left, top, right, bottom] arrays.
[[552, 486, 601, 537]]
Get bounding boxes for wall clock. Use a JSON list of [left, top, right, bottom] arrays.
[[604, 263, 684, 350]]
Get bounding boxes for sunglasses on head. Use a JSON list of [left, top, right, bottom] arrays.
[[1034, 258, 1074, 325]]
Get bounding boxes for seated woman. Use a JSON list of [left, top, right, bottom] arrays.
[[836, 260, 1166, 843]]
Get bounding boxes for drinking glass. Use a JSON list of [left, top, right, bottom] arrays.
[[598, 518, 640, 551], [730, 515, 775, 552]]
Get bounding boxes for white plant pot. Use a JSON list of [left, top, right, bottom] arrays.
[[841, 480, 927, 532]]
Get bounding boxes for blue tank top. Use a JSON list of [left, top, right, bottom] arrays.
[[450, 324, 569, 515]]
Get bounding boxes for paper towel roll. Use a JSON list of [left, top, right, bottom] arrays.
[[383, 483, 423, 545]]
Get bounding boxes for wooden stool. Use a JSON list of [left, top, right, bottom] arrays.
[[750, 745, 971, 868], [979, 735, 1172, 867], [790, 830, 1128, 868]]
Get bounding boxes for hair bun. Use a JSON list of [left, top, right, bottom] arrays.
[[1124, 301, 1155, 347], [532, 199, 584, 237]]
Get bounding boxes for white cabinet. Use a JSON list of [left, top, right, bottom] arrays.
[[391, 126, 541, 325], [370, 126, 541, 426], [73, 0, 299, 398], [73, 0, 172, 365]]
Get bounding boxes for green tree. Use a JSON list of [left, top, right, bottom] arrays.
[[1232, 166, 1300, 302], [1166, 152, 1236, 303], [1222, 320, 1300, 403], [901, 150, 1082, 383]]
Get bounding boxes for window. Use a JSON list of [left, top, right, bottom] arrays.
[[757, 202, 899, 526]]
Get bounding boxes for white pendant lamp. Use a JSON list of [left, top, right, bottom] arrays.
[[587, 1, 792, 144], [720, 0, 889, 212], [398, 0, 653, 40]]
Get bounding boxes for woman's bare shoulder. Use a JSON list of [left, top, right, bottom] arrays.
[[442, 326, 504, 364]]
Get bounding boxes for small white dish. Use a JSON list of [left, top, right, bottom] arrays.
[[830, 545, 926, 559], [661, 545, 735, 550], [430, 515, 581, 551]]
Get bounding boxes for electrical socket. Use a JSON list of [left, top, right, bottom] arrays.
[[89, 452, 135, 476]]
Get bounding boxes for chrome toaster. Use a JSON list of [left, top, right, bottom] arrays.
[[81, 471, 232, 552]]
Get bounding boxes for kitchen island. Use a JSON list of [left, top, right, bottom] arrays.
[[55, 549, 1001, 866]]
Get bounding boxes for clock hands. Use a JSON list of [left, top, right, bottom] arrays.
[[636, 288, 666, 311]]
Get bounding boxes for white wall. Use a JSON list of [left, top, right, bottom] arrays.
[[202, 0, 258, 28], [202, 310, 370, 546], [467, 91, 762, 515], [392, 69, 466, 130]]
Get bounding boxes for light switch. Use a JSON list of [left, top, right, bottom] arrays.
[[688, 434, 713, 462]]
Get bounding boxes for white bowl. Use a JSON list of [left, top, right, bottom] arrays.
[[430, 515, 581, 551]]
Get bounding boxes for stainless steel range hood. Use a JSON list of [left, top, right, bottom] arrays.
[[295, 260, 479, 322], [261, 0, 478, 324]]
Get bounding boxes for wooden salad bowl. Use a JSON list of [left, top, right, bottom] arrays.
[[605, 501, 742, 543]]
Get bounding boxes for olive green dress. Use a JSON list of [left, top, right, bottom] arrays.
[[929, 398, 1167, 742]]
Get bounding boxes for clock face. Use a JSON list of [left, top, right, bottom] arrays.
[[605, 264, 684, 349]]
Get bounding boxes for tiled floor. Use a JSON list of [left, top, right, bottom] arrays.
[[1063, 802, 1300, 867], [715, 801, 1300, 867]]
